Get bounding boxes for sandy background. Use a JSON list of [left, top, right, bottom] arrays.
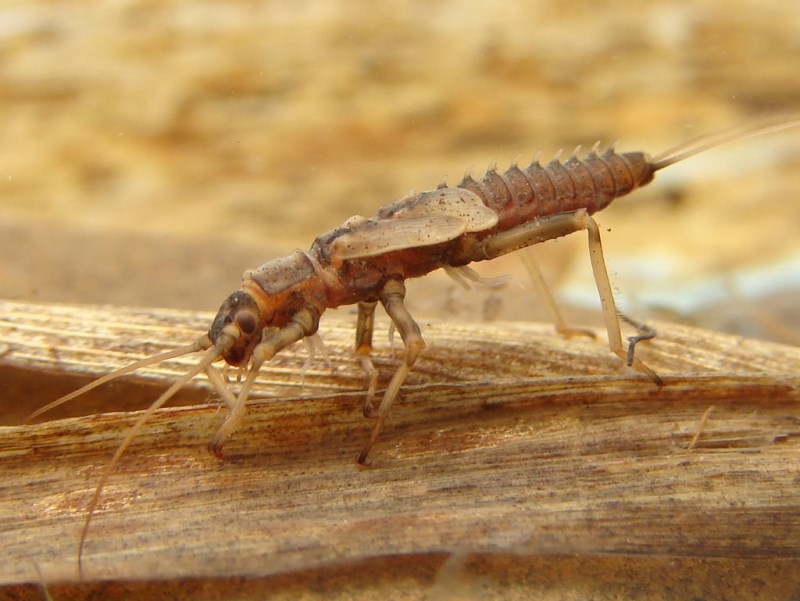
[[1, 1, 798, 338]]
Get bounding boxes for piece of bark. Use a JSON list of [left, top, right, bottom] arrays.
[[0, 300, 798, 588]]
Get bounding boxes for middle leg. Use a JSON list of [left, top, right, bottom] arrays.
[[358, 278, 425, 464], [355, 300, 380, 417]]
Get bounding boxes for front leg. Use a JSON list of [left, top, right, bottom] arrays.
[[358, 278, 425, 464], [208, 306, 320, 457]]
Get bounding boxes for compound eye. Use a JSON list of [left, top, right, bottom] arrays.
[[235, 310, 258, 335]]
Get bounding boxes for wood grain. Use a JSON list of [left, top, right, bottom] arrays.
[[1, 300, 799, 593], [1, 3, 798, 598]]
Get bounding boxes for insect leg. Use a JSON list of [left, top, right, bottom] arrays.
[[577, 212, 663, 385], [476, 209, 663, 385], [355, 300, 380, 417], [358, 279, 425, 464], [519, 249, 596, 339], [208, 306, 321, 457], [205, 363, 238, 410]]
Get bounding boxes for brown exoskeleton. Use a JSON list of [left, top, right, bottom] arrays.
[[27, 115, 800, 567]]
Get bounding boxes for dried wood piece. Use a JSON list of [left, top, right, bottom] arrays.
[[0, 300, 798, 586]]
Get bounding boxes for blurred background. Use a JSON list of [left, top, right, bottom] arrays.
[[1, 0, 798, 343]]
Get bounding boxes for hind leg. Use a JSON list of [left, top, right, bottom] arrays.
[[519, 248, 596, 339], [475, 209, 663, 385]]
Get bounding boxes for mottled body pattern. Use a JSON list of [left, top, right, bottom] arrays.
[[28, 116, 799, 567]]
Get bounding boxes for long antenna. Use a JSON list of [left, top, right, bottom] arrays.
[[78, 345, 222, 573], [25, 336, 212, 421]]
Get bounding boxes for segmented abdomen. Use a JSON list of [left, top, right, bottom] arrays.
[[457, 148, 655, 232]]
